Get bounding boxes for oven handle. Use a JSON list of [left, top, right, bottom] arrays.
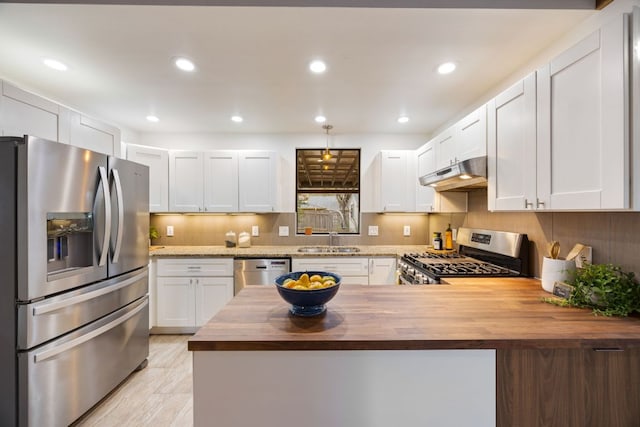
[[33, 298, 148, 363], [32, 269, 147, 316], [398, 275, 413, 285]]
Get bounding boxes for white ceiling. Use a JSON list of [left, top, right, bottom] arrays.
[[0, 4, 596, 135]]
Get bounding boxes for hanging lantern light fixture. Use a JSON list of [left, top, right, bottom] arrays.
[[322, 124, 333, 161]]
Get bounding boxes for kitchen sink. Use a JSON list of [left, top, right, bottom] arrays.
[[332, 246, 360, 253], [297, 246, 360, 253]]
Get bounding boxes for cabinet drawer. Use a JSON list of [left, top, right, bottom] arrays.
[[157, 258, 233, 277], [292, 257, 369, 276]]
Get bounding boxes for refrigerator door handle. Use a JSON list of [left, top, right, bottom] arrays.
[[32, 269, 148, 316], [111, 168, 124, 264], [33, 298, 148, 363], [97, 166, 111, 267]]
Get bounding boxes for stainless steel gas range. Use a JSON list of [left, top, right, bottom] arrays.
[[399, 227, 529, 284]]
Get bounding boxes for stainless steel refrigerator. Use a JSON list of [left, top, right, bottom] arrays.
[[0, 136, 150, 427]]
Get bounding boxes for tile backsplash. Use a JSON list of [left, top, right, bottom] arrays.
[[150, 212, 431, 247]]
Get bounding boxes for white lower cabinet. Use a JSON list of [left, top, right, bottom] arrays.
[[369, 257, 398, 285], [292, 257, 369, 285], [292, 256, 398, 285], [154, 258, 233, 331]]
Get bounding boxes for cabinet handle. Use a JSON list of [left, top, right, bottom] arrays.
[[536, 199, 545, 209], [187, 266, 202, 270], [524, 199, 533, 209]]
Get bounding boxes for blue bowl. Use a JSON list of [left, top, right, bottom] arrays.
[[275, 271, 342, 317]]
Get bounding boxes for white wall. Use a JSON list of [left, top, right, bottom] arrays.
[[138, 132, 426, 212]]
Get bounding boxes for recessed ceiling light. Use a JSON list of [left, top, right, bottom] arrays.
[[231, 115, 243, 123], [146, 115, 159, 123], [397, 116, 410, 124], [438, 62, 456, 75], [175, 57, 196, 72], [43, 58, 67, 71], [309, 60, 327, 74], [315, 115, 327, 123]]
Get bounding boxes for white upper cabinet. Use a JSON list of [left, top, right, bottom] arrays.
[[376, 150, 416, 212], [169, 151, 204, 212], [127, 144, 169, 212], [457, 104, 487, 162], [0, 80, 60, 142], [169, 149, 278, 213], [487, 73, 538, 211], [238, 150, 277, 212], [204, 151, 239, 212], [536, 14, 628, 210], [416, 142, 468, 213], [434, 127, 457, 171], [68, 110, 122, 157], [489, 12, 630, 212]]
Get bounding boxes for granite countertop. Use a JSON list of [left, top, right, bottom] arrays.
[[188, 278, 640, 352], [149, 244, 433, 257]]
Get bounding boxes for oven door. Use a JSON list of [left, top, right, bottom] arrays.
[[18, 137, 111, 301]]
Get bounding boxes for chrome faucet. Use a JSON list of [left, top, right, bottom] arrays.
[[329, 232, 338, 247]]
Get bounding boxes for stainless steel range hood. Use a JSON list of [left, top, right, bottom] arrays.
[[418, 156, 487, 191]]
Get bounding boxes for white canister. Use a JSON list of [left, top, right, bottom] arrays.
[[238, 231, 251, 248], [541, 257, 576, 293]]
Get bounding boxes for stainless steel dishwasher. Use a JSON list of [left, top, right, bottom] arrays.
[[233, 258, 291, 295]]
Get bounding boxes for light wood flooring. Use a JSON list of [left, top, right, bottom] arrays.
[[72, 335, 193, 427]]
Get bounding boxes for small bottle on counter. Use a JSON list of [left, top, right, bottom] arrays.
[[225, 230, 237, 248], [432, 232, 443, 250], [444, 224, 453, 250]]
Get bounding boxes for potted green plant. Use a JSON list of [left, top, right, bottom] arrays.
[[149, 226, 159, 246], [545, 263, 640, 316]]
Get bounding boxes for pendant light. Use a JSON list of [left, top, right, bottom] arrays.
[[322, 124, 333, 161]]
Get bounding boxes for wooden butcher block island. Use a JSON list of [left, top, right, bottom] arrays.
[[189, 279, 640, 427]]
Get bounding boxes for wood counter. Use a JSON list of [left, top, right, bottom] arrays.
[[189, 278, 640, 427], [188, 278, 640, 352]]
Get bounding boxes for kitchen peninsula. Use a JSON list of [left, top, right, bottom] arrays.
[[189, 279, 640, 427]]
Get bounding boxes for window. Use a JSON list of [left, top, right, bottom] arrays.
[[296, 148, 360, 235]]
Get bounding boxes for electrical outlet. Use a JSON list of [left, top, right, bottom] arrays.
[[403, 225, 411, 236], [166, 225, 174, 237], [251, 225, 259, 237], [452, 228, 458, 241], [576, 246, 593, 268], [368, 225, 379, 236], [278, 226, 289, 237]]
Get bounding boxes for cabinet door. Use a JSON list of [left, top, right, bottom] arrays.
[[0, 81, 59, 141], [536, 15, 628, 210], [434, 127, 457, 170], [194, 277, 234, 326], [69, 112, 121, 157], [127, 144, 169, 212], [203, 151, 239, 212], [156, 277, 195, 327], [369, 257, 397, 285], [416, 142, 437, 212], [238, 151, 276, 212], [169, 151, 203, 212], [292, 257, 369, 285], [457, 104, 487, 162], [487, 73, 537, 211], [379, 150, 412, 212]]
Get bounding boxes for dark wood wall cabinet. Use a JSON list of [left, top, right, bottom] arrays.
[[497, 348, 640, 427]]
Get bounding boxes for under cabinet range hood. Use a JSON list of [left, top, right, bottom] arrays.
[[419, 156, 487, 191]]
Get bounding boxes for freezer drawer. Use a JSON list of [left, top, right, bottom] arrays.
[[18, 296, 149, 427], [18, 267, 148, 349]]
